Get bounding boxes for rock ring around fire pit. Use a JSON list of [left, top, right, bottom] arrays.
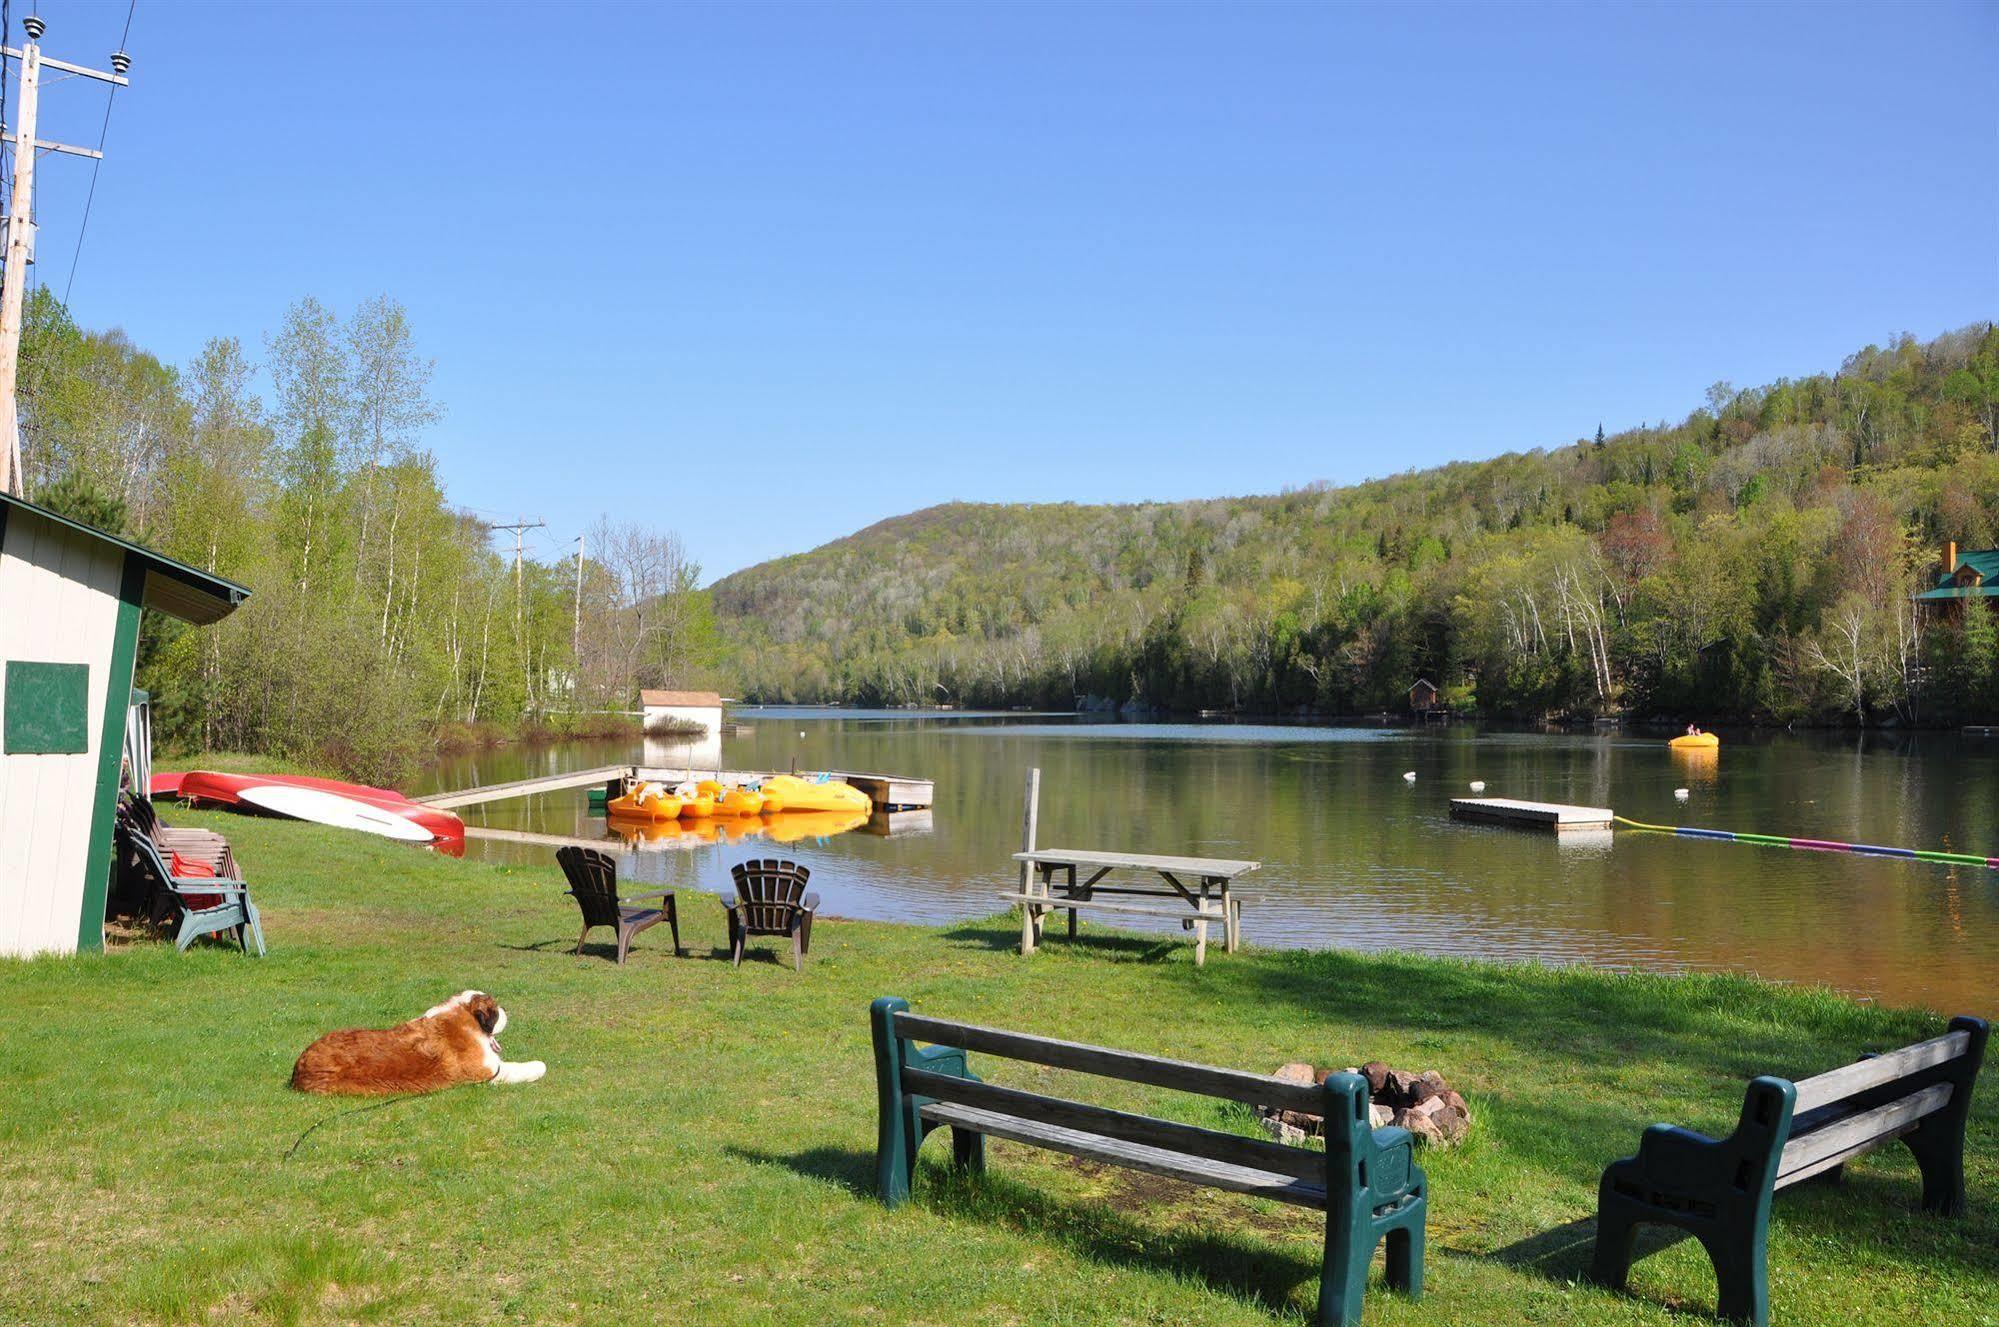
[[1260, 1060, 1472, 1147]]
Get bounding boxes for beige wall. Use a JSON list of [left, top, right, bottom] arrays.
[[0, 510, 125, 957]]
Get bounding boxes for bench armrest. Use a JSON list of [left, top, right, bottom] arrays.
[[1608, 1076, 1798, 1201], [801, 891, 820, 914], [168, 878, 248, 897], [621, 888, 674, 904]]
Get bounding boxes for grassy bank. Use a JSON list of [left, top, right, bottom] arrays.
[[1, 815, 1992, 1326]]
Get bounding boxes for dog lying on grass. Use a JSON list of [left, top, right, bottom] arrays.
[[290, 990, 546, 1095]]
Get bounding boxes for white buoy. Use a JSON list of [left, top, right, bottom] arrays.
[[1468, 780, 1485, 793], [1402, 771, 1417, 782], [799, 731, 807, 739], [1674, 788, 1690, 800]]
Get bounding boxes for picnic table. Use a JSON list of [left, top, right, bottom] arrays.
[[1002, 848, 1260, 966]]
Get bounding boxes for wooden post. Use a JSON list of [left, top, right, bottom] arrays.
[[0, 34, 40, 497], [1018, 767, 1040, 955]]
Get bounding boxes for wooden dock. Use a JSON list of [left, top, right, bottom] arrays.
[[1449, 797, 1614, 833], [418, 765, 628, 810]]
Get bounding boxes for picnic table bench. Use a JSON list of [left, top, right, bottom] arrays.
[[1003, 848, 1259, 965], [1590, 1014, 1988, 1325], [871, 996, 1426, 1326]]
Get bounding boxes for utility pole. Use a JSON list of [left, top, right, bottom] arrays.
[[572, 533, 584, 658], [486, 517, 545, 714], [486, 517, 545, 626], [0, 17, 129, 496]]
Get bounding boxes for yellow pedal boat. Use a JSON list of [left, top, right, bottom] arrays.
[[606, 784, 683, 822], [758, 774, 871, 815]]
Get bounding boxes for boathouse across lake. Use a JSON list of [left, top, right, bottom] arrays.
[[0, 492, 248, 957]]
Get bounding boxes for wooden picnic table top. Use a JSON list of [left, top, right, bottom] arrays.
[[1012, 848, 1261, 880]]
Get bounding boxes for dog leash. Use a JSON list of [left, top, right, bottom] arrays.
[[283, 1093, 423, 1162]]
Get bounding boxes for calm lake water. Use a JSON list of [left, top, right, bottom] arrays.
[[408, 712, 1999, 1015]]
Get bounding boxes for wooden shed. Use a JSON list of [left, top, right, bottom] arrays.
[[640, 688, 723, 738], [0, 492, 248, 957], [1408, 678, 1439, 714]]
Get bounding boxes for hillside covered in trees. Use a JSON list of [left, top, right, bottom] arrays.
[[17, 291, 714, 783], [714, 324, 1999, 725]]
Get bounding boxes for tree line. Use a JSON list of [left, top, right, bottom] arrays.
[[714, 324, 1999, 726], [19, 291, 714, 783]]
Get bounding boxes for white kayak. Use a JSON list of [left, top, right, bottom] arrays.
[[238, 783, 437, 843]]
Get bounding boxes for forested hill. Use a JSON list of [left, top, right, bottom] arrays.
[[714, 324, 1999, 724]]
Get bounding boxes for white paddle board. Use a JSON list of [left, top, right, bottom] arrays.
[[238, 783, 436, 843]]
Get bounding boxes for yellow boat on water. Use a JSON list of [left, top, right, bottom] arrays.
[[759, 774, 871, 815], [678, 794, 716, 819], [1669, 732, 1719, 750], [606, 783, 683, 822], [718, 787, 766, 816]]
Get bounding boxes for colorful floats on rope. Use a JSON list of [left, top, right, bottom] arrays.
[[608, 773, 871, 824]]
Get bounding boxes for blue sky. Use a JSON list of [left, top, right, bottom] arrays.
[[27, 0, 1999, 579]]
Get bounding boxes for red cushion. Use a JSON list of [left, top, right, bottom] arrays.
[[168, 852, 224, 909]]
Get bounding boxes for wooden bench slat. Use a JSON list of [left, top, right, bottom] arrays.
[[1014, 849, 1261, 877], [1774, 1120, 1921, 1190], [903, 1067, 1325, 1182], [996, 892, 1222, 919], [1790, 1029, 1970, 1114], [893, 1011, 1325, 1114], [919, 1101, 1330, 1209], [1778, 1082, 1952, 1178]]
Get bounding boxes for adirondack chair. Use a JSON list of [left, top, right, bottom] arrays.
[[723, 858, 819, 971], [121, 792, 238, 879], [558, 846, 682, 964], [120, 824, 265, 955]]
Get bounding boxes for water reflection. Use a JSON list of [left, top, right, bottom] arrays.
[[411, 714, 1999, 1014]]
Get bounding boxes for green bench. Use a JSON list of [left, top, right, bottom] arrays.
[[1590, 1014, 1987, 1325], [870, 996, 1426, 1326]]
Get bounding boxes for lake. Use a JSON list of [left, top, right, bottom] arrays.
[[408, 711, 1999, 1014]]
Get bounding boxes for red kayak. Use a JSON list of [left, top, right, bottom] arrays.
[[162, 770, 465, 853]]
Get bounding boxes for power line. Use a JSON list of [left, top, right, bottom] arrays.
[[61, 0, 135, 305]]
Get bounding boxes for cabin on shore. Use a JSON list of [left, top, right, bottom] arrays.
[[641, 688, 723, 738], [1408, 678, 1439, 715], [1912, 541, 1999, 622], [0, 492, 249, 958]]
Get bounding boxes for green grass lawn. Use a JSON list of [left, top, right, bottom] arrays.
[[1, 812, 1993, 1326]]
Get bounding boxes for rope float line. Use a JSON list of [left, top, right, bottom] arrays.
[[1612, 815, 1999, 870]]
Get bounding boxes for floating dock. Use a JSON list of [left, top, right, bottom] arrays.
[[1449, 797, 1614, 833]]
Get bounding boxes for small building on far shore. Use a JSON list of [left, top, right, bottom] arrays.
[[1409, 678, 1439, 715], [1912, 541, 1999, 621], [641, 689, 723, 738]]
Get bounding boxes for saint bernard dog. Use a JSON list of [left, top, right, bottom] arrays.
[[290, 990, 546, 1095]]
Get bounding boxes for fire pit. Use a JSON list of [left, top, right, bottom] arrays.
[[1261, 1060, 1471, 1147]]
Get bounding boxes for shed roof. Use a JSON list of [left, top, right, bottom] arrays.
[[1, 490, 251, 625], [640, 689, 722, 708]]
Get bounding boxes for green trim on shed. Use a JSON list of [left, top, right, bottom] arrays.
[[76, 553, 146, 953], [0, 490, 250, 625]]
